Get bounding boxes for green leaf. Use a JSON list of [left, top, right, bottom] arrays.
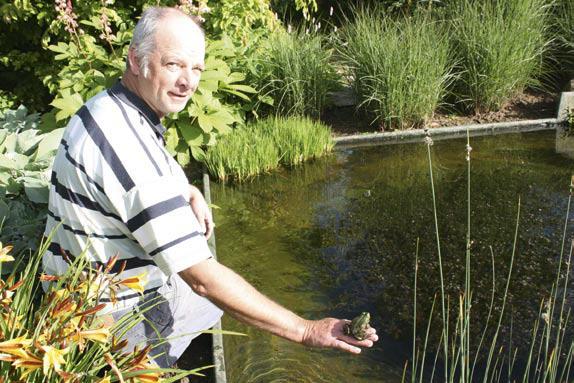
[[15, 129, 41, 154], [36, 128, 64, 160], [178, 120, 204, 147], [51, 92, 84, 121], [190, 145, 206, 162], [22, 177, 49, 204], [0, 152, 29, 170], [176, 151, 191, 167], [164, 127, 179, 157]]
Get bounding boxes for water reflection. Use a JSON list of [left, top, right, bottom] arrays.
[[212, 130, 574, 382]]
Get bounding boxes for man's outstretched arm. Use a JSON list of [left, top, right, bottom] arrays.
[[178, 258, 378, 354]]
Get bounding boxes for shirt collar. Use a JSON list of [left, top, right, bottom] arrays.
[[109, 80, 166, 140]]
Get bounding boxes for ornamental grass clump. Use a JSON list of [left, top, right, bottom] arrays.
[[339, 8, 452, 130], [0, 239, 200, 382], [260, 116, 334, 166], [252, 28, 340, 118], [205, 117, 333, 181], [205, 126, 280, 182], [449, 0, 551, 113]]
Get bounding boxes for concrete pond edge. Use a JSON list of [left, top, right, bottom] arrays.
[[334, 91, 574, 148]]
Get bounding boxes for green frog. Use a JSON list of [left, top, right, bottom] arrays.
[[344, 312, 371, 341]]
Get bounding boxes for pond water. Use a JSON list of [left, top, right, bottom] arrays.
[[211, 130, 574, 382]]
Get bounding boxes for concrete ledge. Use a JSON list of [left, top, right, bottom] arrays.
[[202, 172, 227, 383], [334, 118, 560, 148]]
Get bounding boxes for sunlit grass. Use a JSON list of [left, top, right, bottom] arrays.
[[252, 28, 341, 118], [338, 7, 452, 130], [205, 116, 333, 181], [449, 0, 551, 113]]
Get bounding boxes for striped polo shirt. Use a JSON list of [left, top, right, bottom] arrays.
[[43, 81, 212, 314]]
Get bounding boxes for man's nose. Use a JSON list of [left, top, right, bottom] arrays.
[[177, 68, 200, 91]]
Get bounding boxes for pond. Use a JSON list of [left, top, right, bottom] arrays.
[[211, 130, 574, 382]]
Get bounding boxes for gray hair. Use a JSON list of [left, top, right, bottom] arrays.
[[129, 7, 203, 78]]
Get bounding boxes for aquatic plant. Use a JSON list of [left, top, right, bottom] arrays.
[[407, 132, 574, 382], [205, 124, 280, 182], [205, 116, 333, 181], [338, 7, 452, 130], [260, 116, 334, 166], [449, 0, 551, 113]]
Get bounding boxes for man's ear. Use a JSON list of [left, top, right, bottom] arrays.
[[127, 48, 141, 76]]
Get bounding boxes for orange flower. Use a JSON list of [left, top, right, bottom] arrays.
[[0, 242, 14, 263], [118, 272, 148, 295], [12, 351, 42, 379], [40, 345, 69, 374]]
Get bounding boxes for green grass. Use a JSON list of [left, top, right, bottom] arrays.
[[553, 0, 574, 77], [204, 126, 280, 182], [205, 116, 334, 182], [449, 0, 551, 113], [338, 7, 452, 130], [252, 28, 340, 118]]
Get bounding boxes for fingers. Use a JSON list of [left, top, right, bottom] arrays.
[[334, 339, 362, 354], [204, 215, 214, 239]]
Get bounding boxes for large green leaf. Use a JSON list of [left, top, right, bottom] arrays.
[[179, 120, 206, 145], [36, 128, 64, 161], [22, 177, 49, 204], [0, 152, 29, 171], [164, 127, 179, 157], [15, 129, 41, 155], [51, 92, 84, 121]]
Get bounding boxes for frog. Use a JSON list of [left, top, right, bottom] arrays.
[[344, 312, 371, 341]]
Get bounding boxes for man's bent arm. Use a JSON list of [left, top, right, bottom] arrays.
[[178, 258, 378, 353]]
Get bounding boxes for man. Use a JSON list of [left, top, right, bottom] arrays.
[[43, 6, 378, 368]]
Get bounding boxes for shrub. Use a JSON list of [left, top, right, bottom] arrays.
[[0, 106, 63, 257], [205, 116, 333, 181], [252, 28, 340, 118], [339, 7, 452, 130], [449, 0, 551, 113]]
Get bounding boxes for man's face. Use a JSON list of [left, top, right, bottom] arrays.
[[133, 15, 205, 118]]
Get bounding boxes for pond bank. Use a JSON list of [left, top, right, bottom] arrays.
[[333, 89, 574, 148]]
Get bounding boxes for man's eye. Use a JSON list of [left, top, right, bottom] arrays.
[[166, 63, 179, 70]]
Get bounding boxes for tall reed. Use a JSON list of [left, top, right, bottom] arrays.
[[449, 0, 551, 113], [553, 0, 574, 77], [338, 7, 452, 130], [408, 134, 574, 382], [252, 28, 340, 118]]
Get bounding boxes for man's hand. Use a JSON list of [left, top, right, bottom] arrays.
[[189, 185, 214, 239], [301, 318, 378, 354]]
